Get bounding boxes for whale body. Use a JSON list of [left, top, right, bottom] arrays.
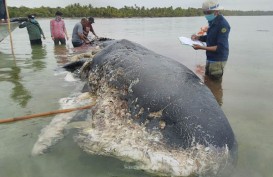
[[75, 39, 237, 176], [34, 39, 237, 177]]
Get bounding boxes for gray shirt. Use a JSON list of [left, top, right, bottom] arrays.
[[72, 22, 83, 43]]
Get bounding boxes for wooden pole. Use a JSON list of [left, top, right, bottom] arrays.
[[4, 0, 16, 64], [0, 104, 95, 124]]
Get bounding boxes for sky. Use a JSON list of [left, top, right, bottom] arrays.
[[6, 0, 273, 11]]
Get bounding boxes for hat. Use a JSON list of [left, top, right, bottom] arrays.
[[28, 14, 35, 19], [55, 11, 63, 16], [88, 17, 95, 23], [202, 0, 222, 11]]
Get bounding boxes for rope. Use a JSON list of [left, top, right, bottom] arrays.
[[0, 104, 95, 124], [4, 0, 16, 64]]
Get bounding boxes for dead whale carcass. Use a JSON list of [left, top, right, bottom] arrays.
[[72, 39, 237, 176]]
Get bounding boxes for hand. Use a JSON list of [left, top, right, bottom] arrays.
[[85, 40, 90, 44], [191, 34, 199, 41], [95, 35, 99, 39], [192, 44, 202, 50]]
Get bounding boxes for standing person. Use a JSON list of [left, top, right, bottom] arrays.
[[0, 0, 7, 23], [83, 17, 98, 40], [191, 0, 230, 80], [72, 18, 89, 47], [50, 11, 69, 45], [19, 14, 46, 46]]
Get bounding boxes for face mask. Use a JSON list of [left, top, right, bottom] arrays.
[[56, 16, 62, 21], [205, 14, 216, 22], [30, 19, 36, 23]]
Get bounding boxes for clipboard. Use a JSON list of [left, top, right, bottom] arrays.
[[178, 36, 206, 46]]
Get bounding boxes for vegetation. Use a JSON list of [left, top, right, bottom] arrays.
[[8, 3, 273, 18]]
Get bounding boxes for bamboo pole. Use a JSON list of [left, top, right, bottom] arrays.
[[0, 104, 95, 124], [4, 0, 16, 64]]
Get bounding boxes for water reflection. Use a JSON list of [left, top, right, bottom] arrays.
[[204, 76, 223, 106], [10, 66, 32, 107], [0, 64, 32, 107], [54, 45, 70, 65], [30, 45, 47, 71], [195, 64, 223, 106]]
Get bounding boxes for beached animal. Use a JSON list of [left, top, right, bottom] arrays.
[[33, 39, 237, 177]]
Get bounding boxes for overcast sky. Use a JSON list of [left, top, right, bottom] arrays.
[[7, 0, 273, 11]]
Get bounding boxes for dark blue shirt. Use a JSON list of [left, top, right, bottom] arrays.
[[200, 15, 230, 62]]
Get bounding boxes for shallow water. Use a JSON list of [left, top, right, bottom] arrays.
[[0, 16, 273, 177]]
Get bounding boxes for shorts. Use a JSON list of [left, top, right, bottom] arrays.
[[54, 38, 66, 45], [72, 41, 83, 47], [30, 39, 42, 46], [205, 61, 226, 80]]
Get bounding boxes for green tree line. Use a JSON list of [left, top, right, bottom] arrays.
[[8, 3, 273, 18]]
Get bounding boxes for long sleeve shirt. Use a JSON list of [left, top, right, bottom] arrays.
[[199, 15, 230, 62], [19, 20, 44, 41]]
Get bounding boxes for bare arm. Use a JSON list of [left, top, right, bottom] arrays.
[[50, 20, 54, 40], [90, 25, 98, 38], [63, 22, 69, 40], [192, 45, 217, 51]]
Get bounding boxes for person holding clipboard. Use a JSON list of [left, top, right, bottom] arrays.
[[191, 0, 230, 81]]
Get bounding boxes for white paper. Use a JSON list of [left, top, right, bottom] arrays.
[[178, 36, 206, 46]]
